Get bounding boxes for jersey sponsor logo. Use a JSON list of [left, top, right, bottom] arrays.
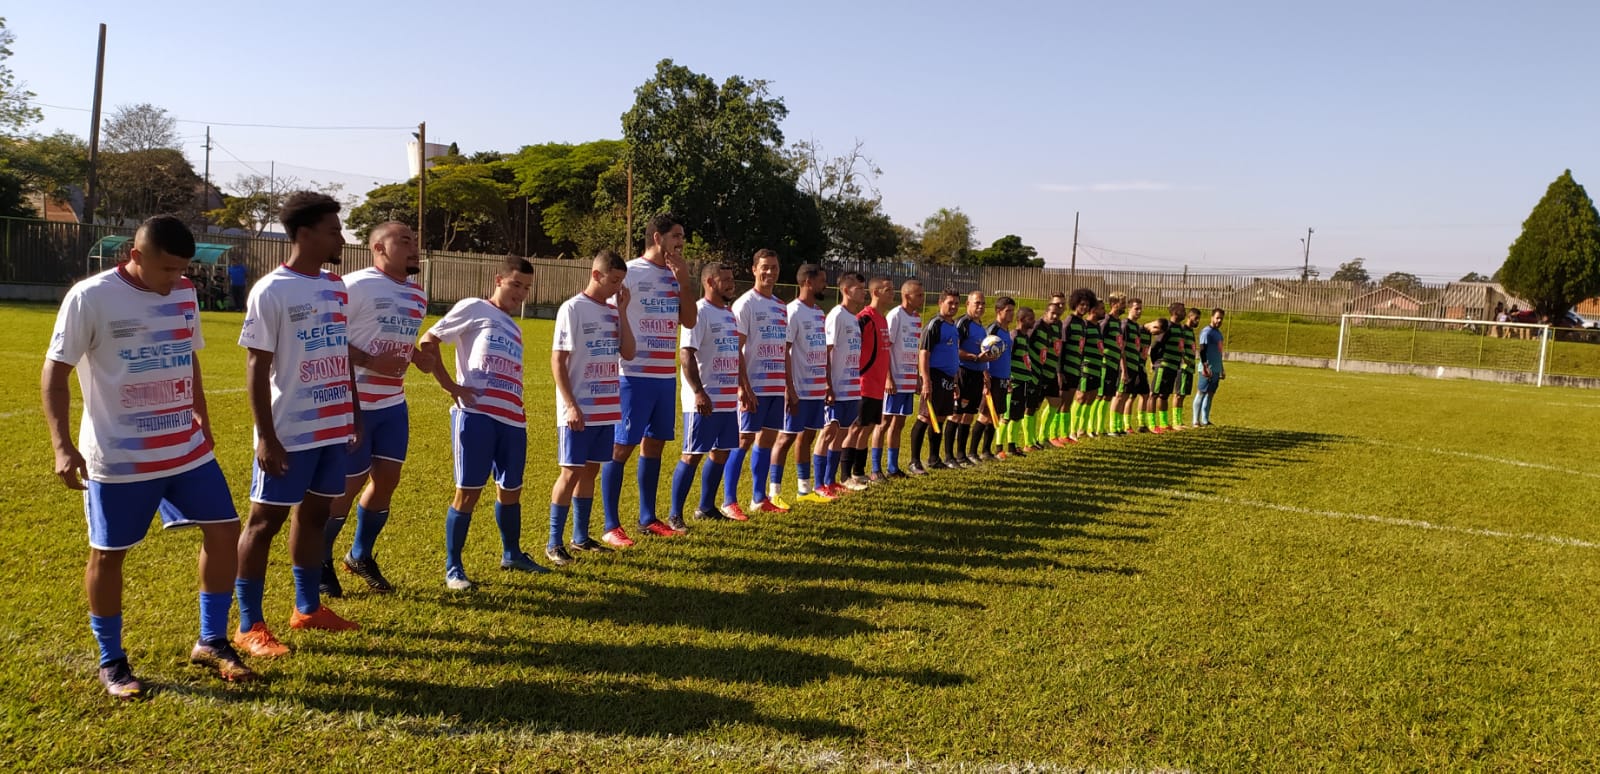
[[639, 318, 677, 335], [130, 408, 193, 433], [119, 341, 193, 373], [298, 323, 347, 352], [486, 332, 522, 359], [110, 318, 144, 340], [583, 360, 619, 380], [120, 377, 193, 408], [300, 354, 350, 383], [310, 383, 350, 405]]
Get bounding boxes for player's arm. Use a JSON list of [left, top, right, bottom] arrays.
[[245, 347, 288, 476], [823, 341, 835, 405], [784, 341, 799, 408], [918, 327, 933, 399], [41, 359, 87, 490], [189, 352, 215, 449], [551, 348, 583, 431], [350, 344, 408, 377], [682, 344, 712, 415], [615, 288, 636, 361], [344, 343, 365, 449], [416, 330, 475, 405]]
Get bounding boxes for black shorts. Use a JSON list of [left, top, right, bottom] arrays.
[[1100, 368, 1120, 399], [956, 367, 985, 414], [1178, 368, 1196, 396], [1038, 375, 1061, 399], [1119, 368, 1150, 397], [1154, 366, 1179, 397], [858, 396, 883, 427], [987, 378, 1011, 418], [925, 368, 957, 418], [1004, 382, 1030, 421], [1025, 382, 1044, 411], [1078, 370, 1102, 397]]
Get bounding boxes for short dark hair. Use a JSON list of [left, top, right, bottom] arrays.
[[752, 248, 779, 265], [279, 191, 341, 240], [701, 261, 729, 281], [797, 263, 825, 284], [1168, 301, 1187, 316], [1211, 307, 1225, 316], [1050, 291, 1066, 301], [1151, 317, 1170, 334], [593, 249, 626, 273], [941, 287, 962, 302], [839, 271, 866, 287], [1129, 296, 1143, 305], [646, 213, 680, 243], [1068, 288, 1097, 309], [995, 296, 1016, 311], [135, 214, 196, 259], [499, 255, 535, 276]]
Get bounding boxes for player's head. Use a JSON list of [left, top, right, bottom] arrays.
[[128, 214, 196, 295], [994, 296, 1016, 327], [1090, 299, 1106, 321], [280, 191, 344, 265], [868, 275, 892, 306], [796, 263, 826, 297], [901, 279, 925, 311], [1147, 317, 1169, 336], [1068, 288, 1097, 317], [588, 249, 627, 297], [1168, 301, 1186, 319], [1128, 297, 1143, 321], [369, 221, 419, 276], [1106, 291, 1127, 315], [1045, 292, 1065, 322], [1186, 307, 1202, 326], [645, 213, 684, 261], [939, 287, 961, 318], [1017, 305, 1035, 331], [702, 261, 734, 304], [492, 254, 535, 307], [751, 248, 780, 293], [965, 290, 986, 320], [838, 271, 868, 309], [1210, 307, 1226, 328]]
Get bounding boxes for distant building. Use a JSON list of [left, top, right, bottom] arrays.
[[406, 140, 451, 178]]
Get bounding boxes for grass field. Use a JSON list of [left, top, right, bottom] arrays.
[[3, 301, 1600, 771]]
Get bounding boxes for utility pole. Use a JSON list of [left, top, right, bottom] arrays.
[[84, 24, 107, 225], [200, 126, 212, 218], [415, 122, 426, 251], [1301, 227, 1314, 282], [624, 162, 634, 258], [1069, 210, 1079, 281]]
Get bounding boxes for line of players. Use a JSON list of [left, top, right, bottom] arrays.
[[43, 198, 1223, 699]]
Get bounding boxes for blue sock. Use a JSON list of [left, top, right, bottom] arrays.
[[323, 515, 347, 563], [547, 503, 569, 549], [199, 591, 230, 643], [751, 447, 772, 503], [700, 457, 723, 513], [795, 457, 809, 487], [494, 502, 523, 558], [812, 453, 828, 488], [600, 460, 625, 531], [445, 506, 471, 570], [350, 505, 388, 562], [724, 446, 747, 507], [827, 450, 841, 484], [887, 448, 901, 473], [90, 614, 124, 665], [871, 447, 883, 475], [638, 456, 662, 525], [573, 496, 594, 543], [235, 576, 265, 632], [669, 460, 695, 518], [291, 565, 320, 615]]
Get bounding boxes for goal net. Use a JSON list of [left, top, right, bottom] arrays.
[[1337, 314, 1553, 385]]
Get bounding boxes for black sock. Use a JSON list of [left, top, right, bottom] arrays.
[[942, 423, 959, 461], [910, 420, 928, 465], [930, 427, 944, 464], [854, 446, 869, 477], [980, 423, 994, 456], [839, 448, 855, 480]]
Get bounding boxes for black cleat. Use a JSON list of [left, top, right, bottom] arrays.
[[544, 545, 575, 567], [98, 658, 145, 700], [342, 555, 394, 593], [190, 638, 257, 683], [319, 559, 343, 598], [570, 538, 613, 553]]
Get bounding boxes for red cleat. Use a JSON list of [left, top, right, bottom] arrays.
[[601, 527, 635, 548], [719, 503, 750, 522], [751, 500, 787, 515], [642, 519, 680, 537]]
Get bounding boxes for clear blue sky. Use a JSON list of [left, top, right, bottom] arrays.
[[10, 0, 1599, 280]]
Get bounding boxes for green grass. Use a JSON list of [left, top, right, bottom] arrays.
[[4, 301, 1600, 770]]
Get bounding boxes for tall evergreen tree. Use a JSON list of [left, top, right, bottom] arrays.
[[1500, 170, 1600, 318]]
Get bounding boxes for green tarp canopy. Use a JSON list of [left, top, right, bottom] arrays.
[[193, 243, 234, 265], [87, 235, 129, 258], [87, 236, 235, 265]]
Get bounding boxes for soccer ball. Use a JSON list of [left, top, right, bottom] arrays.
[[980, 334, 1005, 359]]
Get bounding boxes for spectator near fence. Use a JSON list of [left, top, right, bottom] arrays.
[[228, 256, 248, 311]]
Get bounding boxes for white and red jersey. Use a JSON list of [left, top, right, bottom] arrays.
[[731, 288, 787, 397], [679, 298, 740, 413], [427, 298, 525, 428], [342, 267, 427, 410], [238, 266, 355, 452], [552, 292, 622, 427], [47, 268, 213, 483], [615, 256, 680, 379], [786, 299, 828, 400], [886, 305, 922, 392], [825, 305, 863, 401]]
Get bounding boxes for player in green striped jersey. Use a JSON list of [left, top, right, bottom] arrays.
[[1032, 296, 1065, 448], [1173, 307, 1202, 430], [1078, 299, 1109, 438], [1116, 298, 1151, 435], [1148, 301, 1187, 432], [997, 305, 1038, 457], [1064, 288, 1097, 442]]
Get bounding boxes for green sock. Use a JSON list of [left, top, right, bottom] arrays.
[[998, 421, 1011, 447], [1169, 406, 1179, 427], [1037, 404, 1053, 439], [1069, 403, 1081, 436], [1021, 416, 1033, 446]]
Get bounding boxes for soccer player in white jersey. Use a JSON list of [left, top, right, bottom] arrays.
[[875, 279, 923, 478], [818, 273, 867, 496], [546, 251, 634, 566], [322, 222, 432, 597], [417, 256, 541, 590], [602, 214, 694, 543], [234, 192, 361, 660], [43, 216, 255, 698], [729, 249, 789, 515], [668, 262, 745, 526], [772, 264, 832, 504]]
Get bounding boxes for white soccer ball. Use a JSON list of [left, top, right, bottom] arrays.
[[980, 334, 1005, 359]]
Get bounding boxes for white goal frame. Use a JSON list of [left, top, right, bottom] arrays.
[[1336, 314, 1554, 386]]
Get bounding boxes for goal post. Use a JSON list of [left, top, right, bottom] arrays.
[[1336, 314, 1553, 386]]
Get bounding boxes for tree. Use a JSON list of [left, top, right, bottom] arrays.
[[429, 163, 513, 252], [505, 140, 627, 253], [0, 18, 41, 136], [0, 130, 87, 213], [1379, 271, 1423, 295], [97, 148, 201, 223], [1459, 271, 1492, 283], [205, 173, 339, 235], [1499, 170, 1600, 318], [103, 103, 180, 153], [919, 207, 976, 265], [1331, 257, 1370, 285], [0, 163, 30, 217], [969, 234, 1044, 268], [346, 180, 417, 241], [622, 59, 824, 268], [789, 138, 900, 262]]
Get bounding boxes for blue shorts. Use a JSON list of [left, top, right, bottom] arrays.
[[783, 398, 826, 434], [826, 399, 861, 428], [346, 402, 410, 476], [684, 411, 739, 454], [452, 408, 527, 490], [86, 459, 238, 551], [251, 443, 347, 506], [615, 375, 677, 445], [558, 424, 614, 467], [884, 392, 916, 417], [739, 394, 785, 433]]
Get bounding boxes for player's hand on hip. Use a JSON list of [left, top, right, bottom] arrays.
[[449, 384, 478, 408], [256, 437, 289, 477], [53, 445, 88, 490], [564, 406, 585, 432], [695, 389, 713, 415], [738, 385, 756, 413]]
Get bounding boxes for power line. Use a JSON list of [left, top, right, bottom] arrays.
[[33, 101, 411, 131]]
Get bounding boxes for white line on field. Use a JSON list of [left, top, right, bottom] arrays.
[[1143, 487, 1600, 549], [0, 410, 27, 420], [1360, 439, 1600, 480]]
